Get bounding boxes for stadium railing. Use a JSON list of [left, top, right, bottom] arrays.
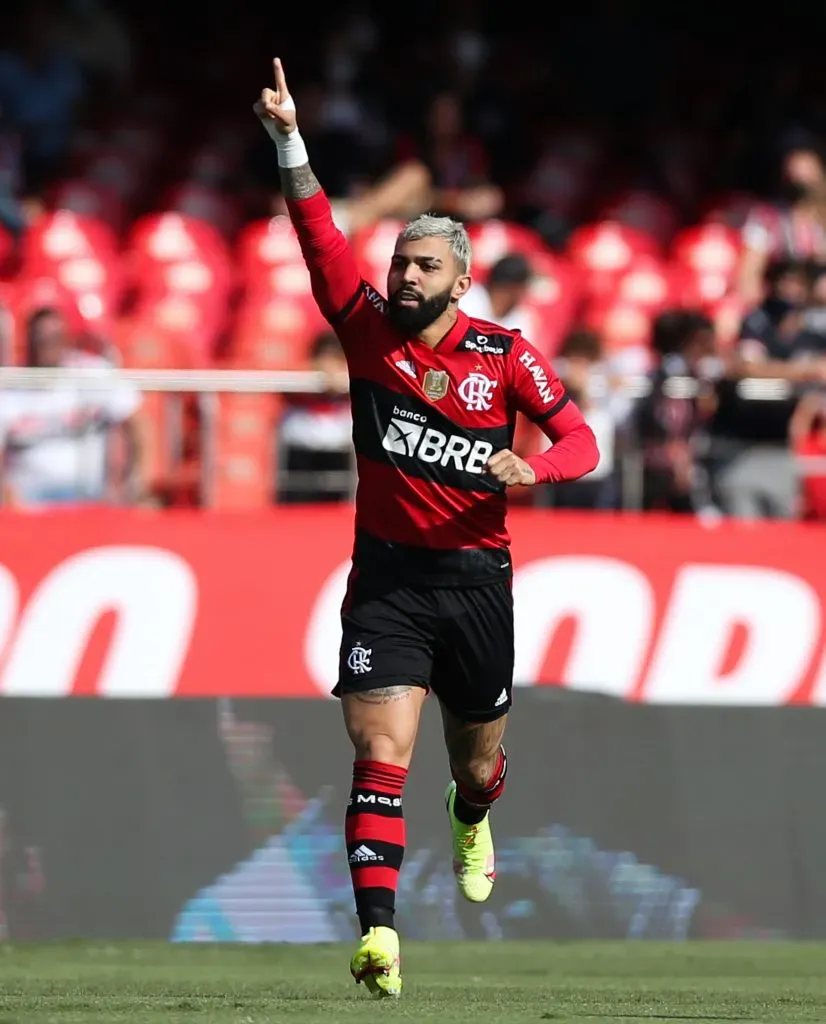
[[0, 368, 799, 511]]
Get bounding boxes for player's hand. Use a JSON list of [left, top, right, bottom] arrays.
[[253, 57, 296, 135], [486, 449, 536, 487]]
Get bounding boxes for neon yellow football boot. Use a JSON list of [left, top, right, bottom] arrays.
[[349, 925, 402, 998], [445, 780, 495, 902]]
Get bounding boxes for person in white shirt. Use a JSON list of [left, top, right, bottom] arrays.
[[0, 307, 144, 506], [460, 253, 538, 337]]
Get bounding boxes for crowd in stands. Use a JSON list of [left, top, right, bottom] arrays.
[[1, 0, 826, 519]]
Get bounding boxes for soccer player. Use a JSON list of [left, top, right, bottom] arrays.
[[254, 59, 600, 998]]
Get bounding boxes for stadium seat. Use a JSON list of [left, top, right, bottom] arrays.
[[598, 190, 680, 247], [351, 219, 405, 286], [206, 393, 279, 509], [0, 222, 16, 279], [236, 216, 306, 293], [230, 293, 326, 369], [467, 219, 550, 282], [22, 210, 118, 269], [50, 179, 127, 234], [583, 299, 653, 372], [670, 223, 741, 305], [126, 211, 231, 279], [566, 221, 662, 300], [701, 193, 758, 230], [125, 212, 234, 325], [112, 317, 201, 501], [161, 181, 240, 237], [128, 294, 221, 364], [608, 253, 678, 313]]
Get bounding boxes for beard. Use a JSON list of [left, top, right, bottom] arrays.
[[387, 284, 454, 334]]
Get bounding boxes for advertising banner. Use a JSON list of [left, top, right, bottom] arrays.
[[1, 693, 819, 941], [0, 507, 824, 702]]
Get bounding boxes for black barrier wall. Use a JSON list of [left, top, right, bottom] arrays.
[[0, 690, 821, 940]]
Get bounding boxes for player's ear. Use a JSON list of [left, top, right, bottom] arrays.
[[451, 274, 472, 301]]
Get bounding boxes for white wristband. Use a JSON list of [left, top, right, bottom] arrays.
[[257, 96, 308, 168]]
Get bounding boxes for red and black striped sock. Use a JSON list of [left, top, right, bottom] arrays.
[[452, 745, 508, 825], [345, 759, 407, 934]]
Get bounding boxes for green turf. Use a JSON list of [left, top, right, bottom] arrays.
[[0, 941, 824, 1023]]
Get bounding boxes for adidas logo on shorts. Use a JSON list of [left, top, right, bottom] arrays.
[[494, 689, 508, 707], [349, 844, 384, 863]]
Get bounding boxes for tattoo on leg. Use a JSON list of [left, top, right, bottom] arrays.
[[352, 688, 411, 705], [442, 713, 507, 766], [353, 685, 414, 705]]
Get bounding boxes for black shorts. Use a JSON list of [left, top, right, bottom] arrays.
[[334, 542, 515, 723]]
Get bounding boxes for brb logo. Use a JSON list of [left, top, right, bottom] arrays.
[[382, 406, 493, 472], [458, 371, 498, 411]]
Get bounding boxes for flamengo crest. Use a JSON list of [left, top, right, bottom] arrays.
[[458, 372, 498, 411]]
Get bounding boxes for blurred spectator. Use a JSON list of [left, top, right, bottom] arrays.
[[0, 307, 144, 507], [732, 259, 826, 383], [545, 329, 623, 509], [708, 258, 826, 518], [632, 311, 719, 514], [789, 390, 826, 521], [461, 253, 535, 333], [0, 102, 24, 236], [739, 145, 826, 305], [0, 0, 85, 201], [394, 91, 503, 223], [277, 330, 352, 503], [52, 0, 133, 97]]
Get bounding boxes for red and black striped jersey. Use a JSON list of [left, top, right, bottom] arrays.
[[287, 190, 599, 553]]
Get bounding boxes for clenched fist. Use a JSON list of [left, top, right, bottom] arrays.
[[253, 57, 296, 135], [486, 449, 536, 487]]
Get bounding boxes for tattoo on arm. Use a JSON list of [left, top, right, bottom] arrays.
[[353, 685, 414, 705], [278, 162, 321, 201]]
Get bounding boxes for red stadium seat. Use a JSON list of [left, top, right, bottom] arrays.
[[0, 222, 17, 279], [671, 223, 741, 306], [583, 299, 653, 372], [50, 179, 127, 233], [236, 216, 306, 290], [598, 190, 679, 247], [22, 210, 118, 270], [701, 192, 759, 230], [566, 221, 662, 301], [128, 294, 221, 364], [467, 220, 549, 282], [125, 212, 234, 311], [161, 181, 240, 237], [351, 219, 405, 286], [230, 294, 326, 369], [609, 254, 678, 313], [206, 393, 279, 510]]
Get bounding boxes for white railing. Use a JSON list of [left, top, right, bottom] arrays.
[[0, 367, 799, 400]]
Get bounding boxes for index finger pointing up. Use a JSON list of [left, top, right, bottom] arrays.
[[273, 57, 289, 101]]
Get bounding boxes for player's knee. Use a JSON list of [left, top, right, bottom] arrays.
[[451, 754, 499, 791], [351, 732, 414, 769]]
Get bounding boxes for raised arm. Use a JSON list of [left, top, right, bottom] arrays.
[[253, 58, 364, 324]]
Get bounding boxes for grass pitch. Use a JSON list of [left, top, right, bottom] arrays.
[[0, 940, 824, 1023]]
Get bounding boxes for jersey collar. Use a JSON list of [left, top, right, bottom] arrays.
[[429, 309, 469, 355]]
